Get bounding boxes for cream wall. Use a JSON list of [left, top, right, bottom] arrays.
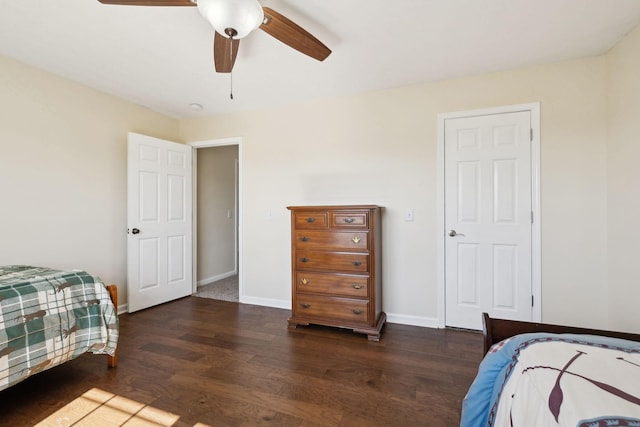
[[3, 23, 638, 331], [606, 26, 640, 333], [0, 54, 179, 306], [179, 55, 612, 328]]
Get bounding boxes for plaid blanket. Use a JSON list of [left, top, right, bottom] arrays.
[[0, 265, 119, 391]]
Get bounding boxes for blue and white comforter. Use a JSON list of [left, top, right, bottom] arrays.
[[461, 333, 640, 427]]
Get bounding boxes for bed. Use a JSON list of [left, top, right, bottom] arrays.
[[461, 313, 640, 427], [0, 265, 119, 392]]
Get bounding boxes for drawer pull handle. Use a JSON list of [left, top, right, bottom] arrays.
[[301, 277, 309, 285], [301, 257, 310, 263], [352, 261, 362, 266], [344, 218, 355, 223], [352, 284, 362, 290], [300, 236, 310, 242], [306, 217, 316, 223], [352, 236, 361, 244], [352, 309, 363, 315], [300, 303, 310, 309]]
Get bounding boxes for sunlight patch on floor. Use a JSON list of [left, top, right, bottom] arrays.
[[34, 388, 210, 427]]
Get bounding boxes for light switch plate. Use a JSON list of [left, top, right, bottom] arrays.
[[404, 208, 414, 221]]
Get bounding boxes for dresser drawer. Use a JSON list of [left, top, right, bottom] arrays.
[[295, 295, 369, 323], [293, 211, 328, 229], [296, 251, 369, 273], [331, 211, 369, 228], [295, 272, 369, 298], [293, 230, 369, 251]]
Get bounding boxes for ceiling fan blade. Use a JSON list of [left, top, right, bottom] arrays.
[[97, 0, 196, 6], [214, 32, 240, 73], [260, 7, 331, 62]]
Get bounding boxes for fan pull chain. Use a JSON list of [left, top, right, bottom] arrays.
[[229, 36, 234, 100]]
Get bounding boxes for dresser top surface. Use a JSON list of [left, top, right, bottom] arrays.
[[287, 205, 381, 211]]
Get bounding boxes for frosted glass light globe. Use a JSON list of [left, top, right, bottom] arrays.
[[197, 0, 264, 39]]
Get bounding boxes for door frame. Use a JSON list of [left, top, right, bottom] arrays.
[[436, 103, 541, 328], [188, 137, 243, 301]]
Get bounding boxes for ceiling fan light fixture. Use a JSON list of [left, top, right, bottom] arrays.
[[197, 0, 264, 39]]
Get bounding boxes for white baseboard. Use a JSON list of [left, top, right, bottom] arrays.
[[197, 270, 237, 287], [385, 312, 441, 328], [118, 293, 441, 330], [233, 298, 441, 329], [239, 296, 291, 310]]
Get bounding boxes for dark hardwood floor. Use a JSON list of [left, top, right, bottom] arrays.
[[0, 297, 483, 426]]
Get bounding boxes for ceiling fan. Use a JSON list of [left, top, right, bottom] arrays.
[[97, 0, 332, 73]]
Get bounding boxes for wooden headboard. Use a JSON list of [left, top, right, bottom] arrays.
[[482, 312, 640, 355]]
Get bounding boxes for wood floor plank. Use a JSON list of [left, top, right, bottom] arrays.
[[0, 296, 483, 426], [170, 373, 344, 426]]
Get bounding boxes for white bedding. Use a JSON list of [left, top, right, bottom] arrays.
[[493, 339, 640, 426]]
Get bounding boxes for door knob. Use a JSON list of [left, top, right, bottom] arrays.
[[449, 229, 464, 237], [131, 228, 140, 235]]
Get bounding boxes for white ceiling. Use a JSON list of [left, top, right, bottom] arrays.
[[1, 0, 640, 119]]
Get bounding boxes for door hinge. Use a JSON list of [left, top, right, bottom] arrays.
[[532, 295, 534, 307], [531, 211, 534, 224], [530, 128, 533, 141]]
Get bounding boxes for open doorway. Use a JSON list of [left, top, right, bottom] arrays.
[[190, 138, 241, 302]]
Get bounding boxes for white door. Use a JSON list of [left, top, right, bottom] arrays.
[[444, 111, 532, 330], [127, 132, 193, 312]]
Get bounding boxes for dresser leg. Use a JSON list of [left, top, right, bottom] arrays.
[[287, 318, 309, 330], [354, 312, 386, 342]]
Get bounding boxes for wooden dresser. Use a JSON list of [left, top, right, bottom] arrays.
[[286, 205, 385, 341]]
